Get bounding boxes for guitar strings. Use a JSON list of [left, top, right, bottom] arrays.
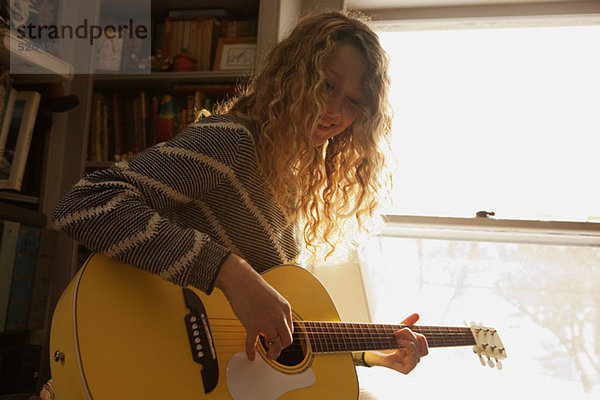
[[207, 318, 474, 339], [204, 318, 476, 350], [207, 319, 475, 338], [207, 332, 474, 351], [207, 317, 474, 333]]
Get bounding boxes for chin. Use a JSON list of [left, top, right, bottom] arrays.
[[314, 137, 329, 147]]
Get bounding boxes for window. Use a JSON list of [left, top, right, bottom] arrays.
[[377, 23, 600, 222], [354, 18, 600, 399]]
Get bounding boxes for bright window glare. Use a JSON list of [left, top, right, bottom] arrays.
[[378, 24, 600, 221], [353, 22, 600, 400], [357, 236, 600, 399]]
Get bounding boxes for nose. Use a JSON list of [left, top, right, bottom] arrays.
[[325, 92, 343, 117]]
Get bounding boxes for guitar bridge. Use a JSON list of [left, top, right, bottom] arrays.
[[182, 288, 219, 393]]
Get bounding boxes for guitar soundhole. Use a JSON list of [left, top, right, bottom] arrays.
[[259, 330, 307, 367]]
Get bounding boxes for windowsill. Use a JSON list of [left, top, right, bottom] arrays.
[[381, 214, 600, 246]]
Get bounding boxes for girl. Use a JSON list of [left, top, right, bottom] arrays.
[[53, 10, 428, 390]]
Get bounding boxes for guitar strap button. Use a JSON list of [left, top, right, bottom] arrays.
[[54, 351, 65, 363]]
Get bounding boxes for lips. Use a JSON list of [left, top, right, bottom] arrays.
[[318, 120, 336, 129]]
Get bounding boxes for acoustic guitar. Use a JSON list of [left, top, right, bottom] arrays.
[[50, 253, 506, 399]]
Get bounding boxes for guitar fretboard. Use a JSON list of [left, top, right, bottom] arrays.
[[294, 321, 475, 353]]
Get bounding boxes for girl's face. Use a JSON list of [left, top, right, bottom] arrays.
[[313, 42, 367, 146]]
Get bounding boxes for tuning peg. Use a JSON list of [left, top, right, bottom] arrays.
[[495, 358, 503, 370], [477, 353, 486, 367], [486, 356, 494, 368]]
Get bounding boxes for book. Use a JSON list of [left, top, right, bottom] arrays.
[[0, 90, 41, 190], [220, 19, 258, 38], [4, 225, 41, 331], [0, 219, 20, 331], [88, 92, 102, 161], [162, 19, 173, 61], [112, 92, 123, 160], [160, 16, 219, 71], [151, 21, 165, 58], [26, 229, 58, 330]]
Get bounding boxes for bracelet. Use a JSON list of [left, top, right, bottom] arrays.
[[361, 351, 371, 368], [352, 351, 372, 367]]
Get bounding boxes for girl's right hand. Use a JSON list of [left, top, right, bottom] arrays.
[[214, 253, 294, 361]]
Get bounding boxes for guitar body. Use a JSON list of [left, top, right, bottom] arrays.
[[50, 254, 359, 399]]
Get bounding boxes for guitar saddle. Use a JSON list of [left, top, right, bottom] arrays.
[[182, 287, 219, 393]]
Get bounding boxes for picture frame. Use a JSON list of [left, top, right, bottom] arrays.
[[0, 90, 41, 190], [213, 37, 257, 70]]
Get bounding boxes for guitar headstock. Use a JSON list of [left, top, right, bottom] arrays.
[[469, 322, 507, 370]]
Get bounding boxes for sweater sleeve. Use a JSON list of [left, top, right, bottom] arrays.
[[52, 117, 250, 293]]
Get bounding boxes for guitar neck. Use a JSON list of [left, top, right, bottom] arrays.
[[295, 321, 475, 354]]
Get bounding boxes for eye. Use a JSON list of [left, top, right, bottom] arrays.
[[347, 97, 360, 106], [325, 81, 334, 90]]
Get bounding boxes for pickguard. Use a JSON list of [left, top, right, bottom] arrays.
[[226, 352, 316, 399]]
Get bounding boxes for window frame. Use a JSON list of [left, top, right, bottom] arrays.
[[355, 1, 600, 243]]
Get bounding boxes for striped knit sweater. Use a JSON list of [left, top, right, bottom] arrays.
[[53, 114, 299, 294]]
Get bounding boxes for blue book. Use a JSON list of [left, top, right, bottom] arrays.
[[0, 220, 20, 331], [4, 225, 40, 331]]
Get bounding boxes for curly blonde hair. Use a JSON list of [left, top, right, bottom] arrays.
[[216, 10, 393, 260]]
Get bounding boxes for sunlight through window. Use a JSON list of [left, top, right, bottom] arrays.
[[355, 22, 600, 399], [378, 24, 600, 222]]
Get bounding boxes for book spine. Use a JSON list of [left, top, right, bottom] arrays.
[[26, 229, 57, 330], [4, 225, 40, 331], [133, 97, 140, 154], [102, 103, 109, 161], [112, 92, 122, 161], [162, 19, 173, 61], [151, 96, 158, 146], [140, 92, 147, 151], [0, 220, 21, 332], [90, 93, 102, 161], [171, 20, 183, 58]]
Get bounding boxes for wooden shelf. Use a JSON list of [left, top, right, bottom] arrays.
[[86, 160, 116, 169], [93, 70, 253, 91], [0, 192, 40, 204], [0, 29, 73, 83], [0, 200, 47, 227], [149, 0, 259, 18]]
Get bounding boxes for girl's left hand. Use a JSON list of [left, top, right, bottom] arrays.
[[363, 313, 429, 374]]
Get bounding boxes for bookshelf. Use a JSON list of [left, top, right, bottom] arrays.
[[84, 0, 265, 165], [0, 0, 77, 393]]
